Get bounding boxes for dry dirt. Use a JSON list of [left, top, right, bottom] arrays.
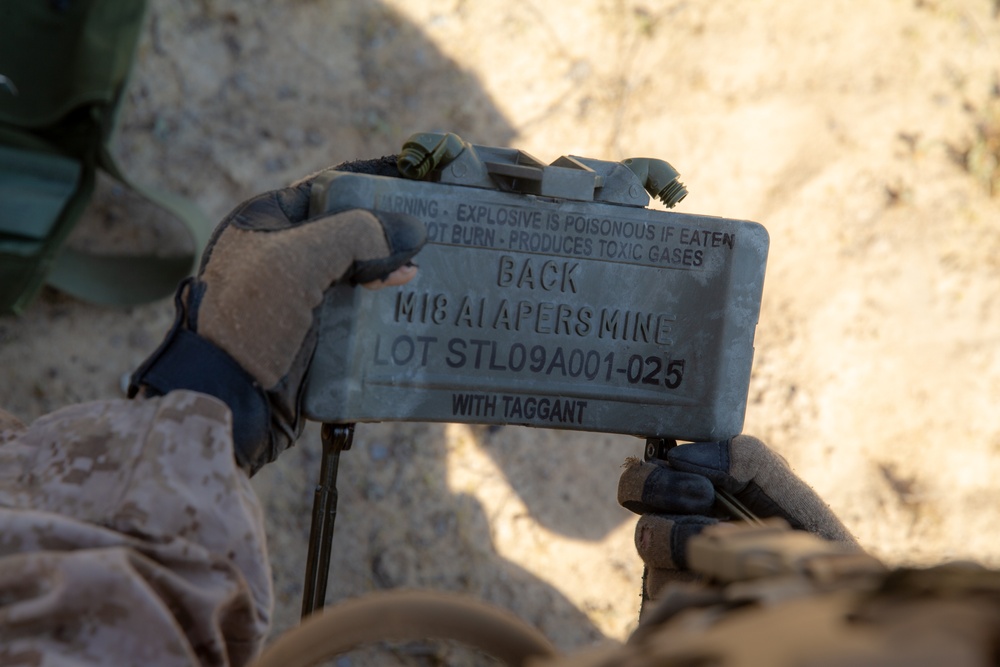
[[3, 0, 1000, 663]]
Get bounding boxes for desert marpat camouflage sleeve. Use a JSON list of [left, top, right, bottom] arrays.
[[0, 391, 272, 667]]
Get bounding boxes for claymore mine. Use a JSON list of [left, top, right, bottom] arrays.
[[304, 132, 769, 444]]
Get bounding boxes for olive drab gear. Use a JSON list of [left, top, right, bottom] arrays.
[[0, 0, 211, 314]]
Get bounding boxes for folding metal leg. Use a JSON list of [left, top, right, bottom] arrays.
[[301, 423, 354, 618]]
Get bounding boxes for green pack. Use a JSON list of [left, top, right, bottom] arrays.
[[0, 0, 210, 315]]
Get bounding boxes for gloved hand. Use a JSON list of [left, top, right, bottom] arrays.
[[618, 435, 858, 600], [129, 158, 426, 475]]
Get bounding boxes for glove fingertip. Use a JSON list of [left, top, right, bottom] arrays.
[[373, 210, 428, 254], [349, 211, 427, 284]]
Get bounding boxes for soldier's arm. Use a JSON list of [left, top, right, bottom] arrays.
[[0, 160, 426, 667]]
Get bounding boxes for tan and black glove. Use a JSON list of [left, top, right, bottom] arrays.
[[129, 158, 425, 475], [618, 435, 859, 600]]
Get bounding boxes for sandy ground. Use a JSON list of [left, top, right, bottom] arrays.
[[3, 0, 1000, 663]]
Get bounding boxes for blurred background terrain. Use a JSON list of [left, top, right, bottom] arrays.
[[2, 0, 1000, 662]]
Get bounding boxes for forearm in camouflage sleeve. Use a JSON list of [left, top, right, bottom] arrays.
[[0, 391, 272, 667]]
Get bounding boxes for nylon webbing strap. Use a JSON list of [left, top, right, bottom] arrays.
[[47, 146, 213, 307]]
